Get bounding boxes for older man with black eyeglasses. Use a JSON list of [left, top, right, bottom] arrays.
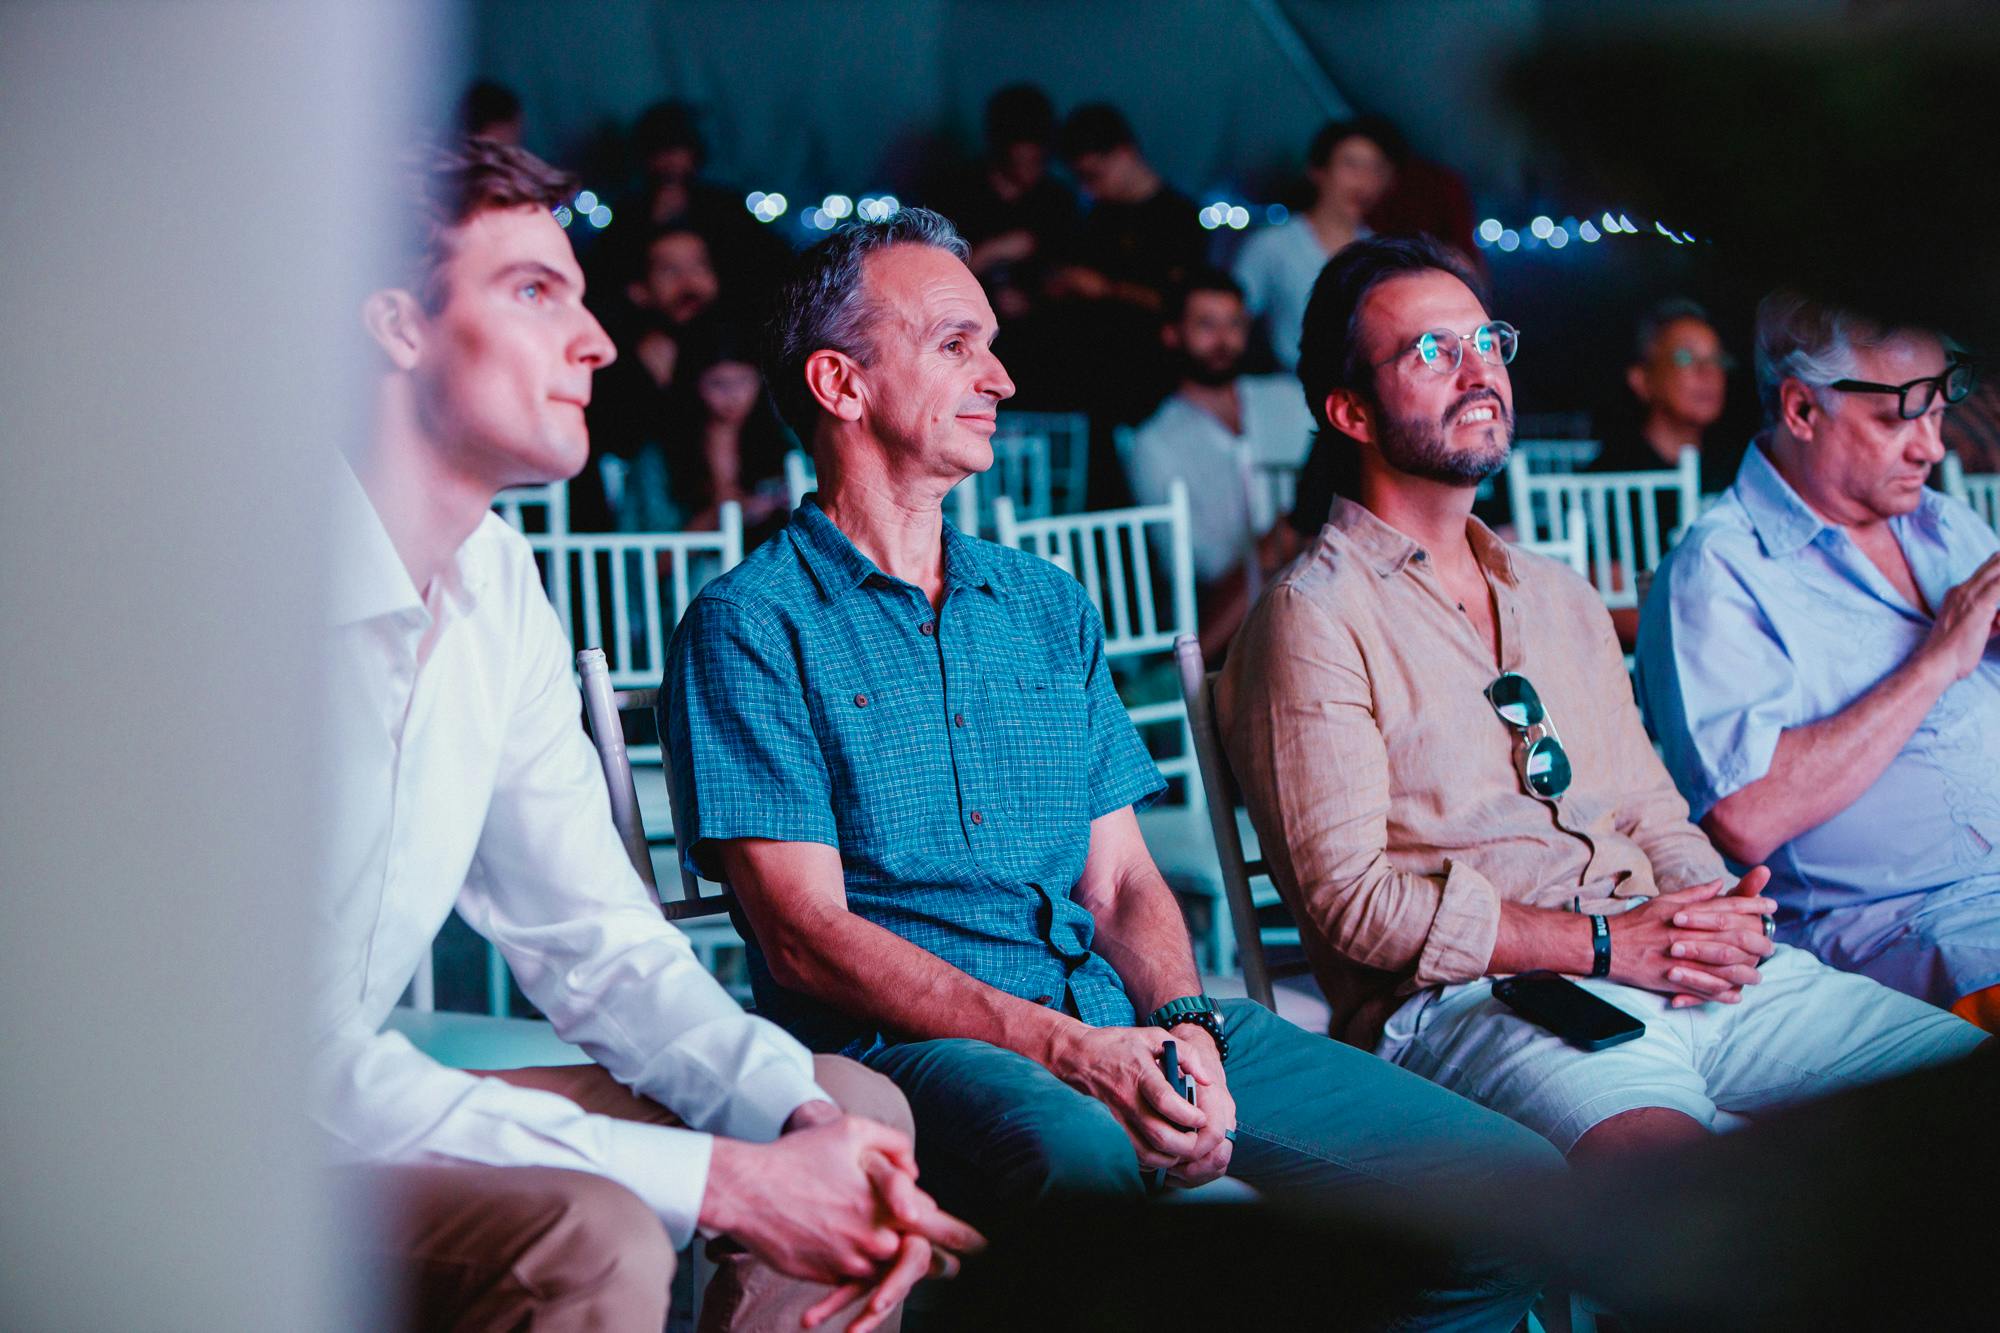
[[1639, 292, 2000, 1030], [1219, 238, 1983, 1163]]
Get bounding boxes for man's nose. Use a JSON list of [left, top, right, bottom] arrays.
[[979, 346, 1016, 402], [575, 309, 616, 369]]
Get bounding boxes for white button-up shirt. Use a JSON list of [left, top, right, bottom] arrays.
[[314, 462, 826, 1245]]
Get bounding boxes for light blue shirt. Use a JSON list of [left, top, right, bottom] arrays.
[[1639, 442, 2000, 929]]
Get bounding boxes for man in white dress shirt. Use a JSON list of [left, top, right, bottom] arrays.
[[1126, 269, 1317, 652], [320, 137, 977, 1333]]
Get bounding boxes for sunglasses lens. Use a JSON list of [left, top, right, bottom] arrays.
[[1486, 673, 1545, 727], [1525, 737, 1572, 798]]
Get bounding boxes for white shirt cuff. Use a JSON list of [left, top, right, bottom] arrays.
[[707, 1062, 833, 1143], [597, 1119, 715, 1248]]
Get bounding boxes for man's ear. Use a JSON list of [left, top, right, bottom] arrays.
[[803, 349, 865, 423], [1323, 388, 1374, 446], [1161, 321, 1184, 352], [362, 289, 425, 372], [626, 279, 653, 310], [1625, 363, 1651, 405], [1777, 377, 1819, 441]]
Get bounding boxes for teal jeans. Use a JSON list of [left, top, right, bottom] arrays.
[[863, 998, 1556, 1332]]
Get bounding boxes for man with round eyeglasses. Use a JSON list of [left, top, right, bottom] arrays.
[[1218, 237, 1983, 1163], [1639, 291, 2000, 1030]]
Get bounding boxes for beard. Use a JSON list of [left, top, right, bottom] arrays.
[[1375, 388, 1514, 485], [1178, 348, 1243, 388]]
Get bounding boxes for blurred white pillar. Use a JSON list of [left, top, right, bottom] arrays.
[[0, 3, 450, 1327]]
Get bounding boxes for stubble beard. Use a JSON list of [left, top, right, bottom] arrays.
[[1376, 390, 1514, 486]]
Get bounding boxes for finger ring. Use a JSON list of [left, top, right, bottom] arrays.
[[1763, 917, 1776, 941]]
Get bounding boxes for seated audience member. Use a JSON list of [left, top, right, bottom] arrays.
[[1043, 104, 1207, 439], [670, 324, 795, 544], [459, 78, 523, 145], [664, 209, 1556, 1330], [1233, 117, 1401, 371], [322, 139, 977, 1333], [1588, 299, 1738, 646], [1127, 268, 1315, 654], [1639, 292, 2000, 1026], [935, 83, 1077, 325], [1589, 299, 1737, 495], [1217, 236, 1984, 1162], [599, 99, 792, 320], [576, 222, 723, 529]]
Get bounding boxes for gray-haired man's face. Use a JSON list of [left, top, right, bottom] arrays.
[[847, 245, 1016, 482]]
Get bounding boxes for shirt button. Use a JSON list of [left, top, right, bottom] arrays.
[[954, 712, 967, 727], [969, 810, 984, 826], [919, 621, 935, 636], [853, 693, 869, 708]]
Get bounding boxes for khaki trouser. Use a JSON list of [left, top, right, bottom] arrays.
[[356, 1054, 911, 1332]]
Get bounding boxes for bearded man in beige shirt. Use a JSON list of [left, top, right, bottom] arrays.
[[1218, 236, 1981, 1160]]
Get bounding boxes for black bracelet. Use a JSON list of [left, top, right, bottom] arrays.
[[1157, 1009, 1229, 1064], [1590, 914, 1612, 979]]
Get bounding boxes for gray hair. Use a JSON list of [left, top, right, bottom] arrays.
[[763, 207, 970, 440], [1633, 297, 1712, 363], [1753, 290, 1891, 425]]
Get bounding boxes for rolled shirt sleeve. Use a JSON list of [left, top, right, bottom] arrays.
[[1639, 536, 1804, 822], [1224, 583, 1501, 985]]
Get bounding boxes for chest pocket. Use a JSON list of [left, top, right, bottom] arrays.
[[806, 676, 952, 848], [980, 674, 1091, 832]]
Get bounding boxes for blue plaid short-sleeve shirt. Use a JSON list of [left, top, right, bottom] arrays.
[[663, 499, 1165, 1054]]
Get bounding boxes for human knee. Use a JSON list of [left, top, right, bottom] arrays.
[[813, 1053, 915, 1139], [1017, 1102, 1142, 1200], [533, 1172, 676, 1306]]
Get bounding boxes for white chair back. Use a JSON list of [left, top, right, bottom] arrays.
[[1174, 634, 1312, 1010], [997, 410, 1090, 514], [1507, 450, 1700, 609], [528, 503, 743, 698], [1516, 525, 1589, 578], [995, 479, 1200, 789], [493, 482, 568, 534], [784, 448, 979, 532], [1514, 439, 1602, 474], [1942, 451, 2000, 530]]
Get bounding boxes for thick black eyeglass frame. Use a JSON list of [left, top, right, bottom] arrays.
[[1824, 362, 1976, 421]]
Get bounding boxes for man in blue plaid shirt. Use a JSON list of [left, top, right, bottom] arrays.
[[663, 209, 1556, 1328]]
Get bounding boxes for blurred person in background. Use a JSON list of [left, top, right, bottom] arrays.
[[325, 138, 978, 1332], [668, 322, 795, 545], [458, 78, 523, 145], [1127, 268, 1315, 656], [1234, 117, 1402, 372], [575, 221, 723, 529], [1641, 291, 2000, 1029], [1589, 299, 1737, 496], [599, 99, 793, 329], [1046, 102, 1207, 494], [937, 83, 1076, 326]]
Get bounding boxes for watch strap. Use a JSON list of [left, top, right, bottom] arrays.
[[1589, 914, 1612, 979], [1148, 995, 1228, 1063]]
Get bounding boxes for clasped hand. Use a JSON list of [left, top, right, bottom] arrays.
[[1608, 866, 1776, 1008], [702, 1106, 984, 1333], [1050, 1024, 1237, 1187]]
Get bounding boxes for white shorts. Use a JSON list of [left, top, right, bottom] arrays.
[[1379, 945, 1985, 1155]]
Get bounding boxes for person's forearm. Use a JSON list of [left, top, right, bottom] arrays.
[[1489, 901, 1594, 976], [758, 896, 1085, 1068], [1085, 861, 1204, 1016], [1704, 648, 1953, 864]]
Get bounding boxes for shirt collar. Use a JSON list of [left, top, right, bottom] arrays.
[[790, 497, 1002, 602], [327, 455, 489, 627], [1326, 495, 1520, 584], [1733, 435, 1951, 557]]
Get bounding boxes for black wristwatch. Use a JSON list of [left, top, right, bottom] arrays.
[[1589, 914, 1612, 979], [1149, 994, 1228, 1063]]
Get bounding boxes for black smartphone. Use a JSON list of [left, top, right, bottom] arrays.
[[1492, 971, 1645, 1051], [1149, 1040, 1195, 1191]]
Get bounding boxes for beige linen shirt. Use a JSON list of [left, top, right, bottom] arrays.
[[1217, 498, 1725, 1049]]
